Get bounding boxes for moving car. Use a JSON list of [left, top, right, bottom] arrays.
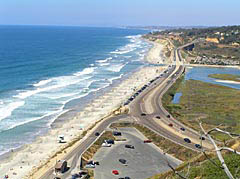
[[167, 114, 171, 118], [125, 144, 134, 149], [168, 123, 173, 127], [95, 132, 100, 136], [143, 140, 152, 143], [184, 138, 191, 143], [199, 136, 205, 140], [195, 144, 202, 149], [155, 116, 161, 119], [112, 170, 119, 175], [180, 127, 185, 131]]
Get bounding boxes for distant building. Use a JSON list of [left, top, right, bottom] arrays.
[[206, 37, 219, 43]]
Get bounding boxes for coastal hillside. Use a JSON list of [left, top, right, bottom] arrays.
[[144, 26, 240, 66]]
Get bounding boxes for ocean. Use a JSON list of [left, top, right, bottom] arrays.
[[0, 25, 150, 156]]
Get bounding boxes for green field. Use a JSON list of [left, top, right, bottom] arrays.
[[209, 73, 240, 82], [163, 76, 240, 141]]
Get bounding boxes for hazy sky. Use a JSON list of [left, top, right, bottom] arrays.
[[0, 0, 239, 26]]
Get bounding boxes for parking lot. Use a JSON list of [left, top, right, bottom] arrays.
[[92, 127, 182, 179]]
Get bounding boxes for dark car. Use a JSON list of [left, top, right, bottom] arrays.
[[113, 131, 122, 136], [184, 138, 191, 143], [141, 113, 146, 116], [143, 140, 152, 143], [106, 139, 115, 144], [199, 136, 205, 140], [195, 144, 202, 149], [95, 132, 100, 136], [72, 174, 80, 179], [167, 114, 171, 118], [125, 144, 134, 149], [180, 127, 185, 131], [125, 177, 131, 179], [155, 116, 161, 119], [119, 158, 127, 164], [168, 123, 173, 127]]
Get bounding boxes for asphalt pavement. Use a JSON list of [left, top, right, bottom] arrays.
[[93, 128, 182, 179]]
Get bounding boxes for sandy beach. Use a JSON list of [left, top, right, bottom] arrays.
[[0, 41, 168, 179]]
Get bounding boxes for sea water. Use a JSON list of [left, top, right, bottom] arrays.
[[0, 25, 151, 156]]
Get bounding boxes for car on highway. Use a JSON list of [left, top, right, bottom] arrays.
[[95, 132, 100, 136], [168, 123, 173, 127], [141, 113, 146, 116], [112, 170, 119, 175], [195, 144, 202, 149], [143, 140, 152, 143], [155, 116, 161, 119], [180, 127, 185, 131], [125, 144, 134, 149], [199, 136, 205, 140], [184, 138, 191, 143]]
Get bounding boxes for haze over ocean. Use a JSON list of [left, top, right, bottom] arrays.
[[0, 25, 150, 155]]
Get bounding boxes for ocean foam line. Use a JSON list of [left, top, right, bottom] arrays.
[[0, 101, 25, 122], [73, 67, 96, 76], [106, 63, 127, 72], [15, 74, 93, 100], [4, 108, 67, 132], [108, 74, 124, 84], [33, 79, 52, 87], [98, 62, 110, 67]]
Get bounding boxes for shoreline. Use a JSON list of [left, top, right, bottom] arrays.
[[0, 39, 168, 179]]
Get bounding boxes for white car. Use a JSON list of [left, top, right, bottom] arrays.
[[85, 164, 95, 168], [101, 142, 111, 147]]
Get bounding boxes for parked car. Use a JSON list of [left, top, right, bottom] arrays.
[[125, 144, 134, 149], [180, 127, 185, 131], [155, 116, 161, 119], [85, 163, 95, 168], [119, 158, 127, 164], [167, 114, 171, 118], [143, 140, 152, 143], [125, 177, 130, 179], [106, 139, 115, 144], [113, 131, 122, 136], [195, 144, 202, 149], [102, 142, 111, 147], [112, 170, 119, 175], [141, 113, 146, 116], [184, 138, 191, 143]]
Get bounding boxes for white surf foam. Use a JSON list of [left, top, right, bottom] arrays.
[[33, 79, 52, 87], [74, 67, 96, 76], [0, 101, 25, 121], [106, 63, 127, 72]]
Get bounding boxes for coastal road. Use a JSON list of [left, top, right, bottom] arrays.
[[39, 114, 129, 179], [39, 46, 211, 179], [129, 50, 213, 151]]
